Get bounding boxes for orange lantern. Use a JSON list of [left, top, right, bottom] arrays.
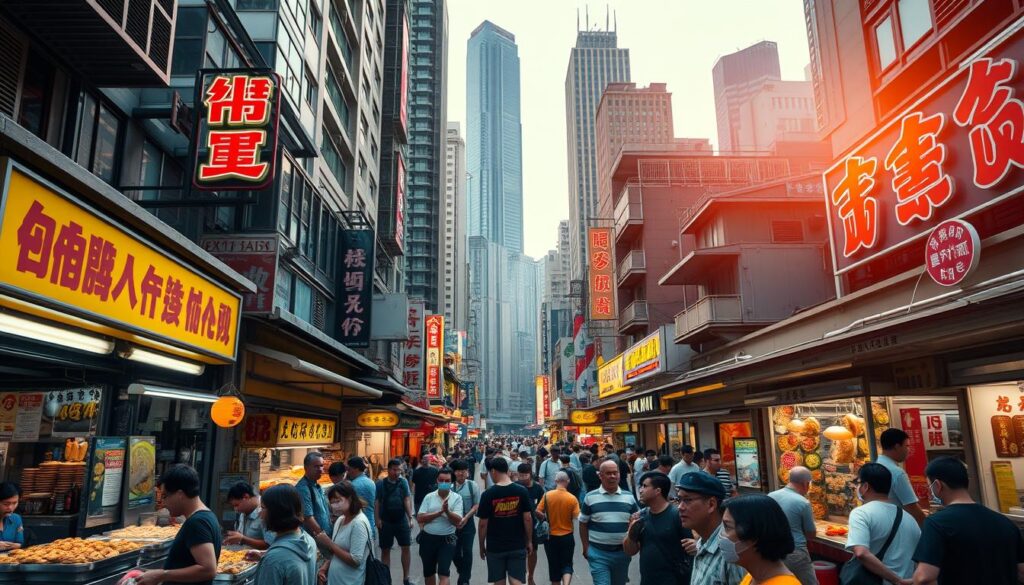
[[211, 396, 245, 428]]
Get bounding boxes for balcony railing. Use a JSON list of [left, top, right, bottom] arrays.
[[674, 295, 742, 341], [619, 300, 649, 331], [614, 183, 643, 242], [617, 250, 646, 285]]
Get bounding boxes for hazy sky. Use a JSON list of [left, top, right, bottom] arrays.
[[446, 0, 812, 259]]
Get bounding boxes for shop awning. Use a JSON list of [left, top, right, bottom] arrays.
[[359, 376, 411, 397], [247, 345, 382, 398], [397, 400, 450, 423]]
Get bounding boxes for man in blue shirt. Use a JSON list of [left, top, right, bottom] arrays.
[[876, 428, 926, 526], [345, 456, 377, 529], [295, 451, 331, 549], [0, 482, 24, 550]]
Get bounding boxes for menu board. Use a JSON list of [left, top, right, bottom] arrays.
[[127, 436, 157, 509], [968, 384, 1024, 513], [85, 437, 126, 528], [991, 461, 1020, 513], [12, 392, 43, 441], [0, 393, 15, 438], [734, 438, 761, 489]]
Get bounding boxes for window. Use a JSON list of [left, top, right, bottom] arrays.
[[898, 0, 932, 49], [237, 0, 278, 8], [305, 67, 318, 108], [71, 91, 121, 185], [18, 50, 54, 139], [875, 16, 897, 69], [309, 0, 322, 41], [171, 7, 207, 76]]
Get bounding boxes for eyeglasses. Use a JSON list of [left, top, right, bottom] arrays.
[[677, 496, 709, 507]]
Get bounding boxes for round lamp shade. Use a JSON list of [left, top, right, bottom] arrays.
[[211, 396, 245, 428], [823, 425, 854, 441]]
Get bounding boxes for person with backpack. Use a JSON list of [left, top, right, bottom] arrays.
[[844, 463, 920, 585], [536, 471, 581, 585], [450, 459, 480, 585], [558, 455, 583, 500], [375, 458, 415, 585]]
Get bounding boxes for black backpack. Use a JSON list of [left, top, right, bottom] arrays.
[[380, 479, 406, 522]]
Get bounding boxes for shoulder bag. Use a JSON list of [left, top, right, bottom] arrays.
[[533, 492, 550, 544], [840, 506, 904, 585], [361, 519, 392, 585]]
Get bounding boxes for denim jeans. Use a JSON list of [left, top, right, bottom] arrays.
[[586, 545, 630, 585], [452, 522, 476, 585]]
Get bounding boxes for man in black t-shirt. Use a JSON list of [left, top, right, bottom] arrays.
[[136, 464, 220, 585], [478, 456, 532, 585], [412, 454, 440, 513], [913, 457, 1024, 585], [624, 471, 692, 585]]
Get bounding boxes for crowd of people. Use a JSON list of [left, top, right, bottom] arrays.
[[28, 431, 1016, 585]]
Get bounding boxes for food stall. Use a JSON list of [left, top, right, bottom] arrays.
[[236, 412, 341, 493]]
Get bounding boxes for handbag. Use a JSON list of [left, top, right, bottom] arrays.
[[362, 520, 392, 585], [533, 493, 550, 544], [840, 506, 904, 585]]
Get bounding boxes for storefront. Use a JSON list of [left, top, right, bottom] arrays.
[[234, 411, 340, 497], [0, 130, 253, 544]]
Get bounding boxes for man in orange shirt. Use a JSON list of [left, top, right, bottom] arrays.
[[536, 472, 580, 585]]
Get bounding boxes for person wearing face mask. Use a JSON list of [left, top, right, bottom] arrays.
[[675, 471, 746, 585], [718, 495, 798, 585], [845, 463, 920, 585], [253, 484, 317, 585], [416, 468, 464, 585], [316, 482, 373, 585], [911, 456, 1024, 585]]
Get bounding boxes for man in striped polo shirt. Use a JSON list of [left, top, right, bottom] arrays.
[[580, 458, 639, 585]]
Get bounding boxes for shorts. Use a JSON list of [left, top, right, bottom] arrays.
[[544, 534, 575, 582], [379, 518, 412, 548], [486, 549, 527, 583], [418, 532, 457, 577]]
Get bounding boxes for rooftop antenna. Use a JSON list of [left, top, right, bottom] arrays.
[[586, 5, 589, 32], [577, 8, 580, 32], [614, 10, 617, 32], [606, 4, 609, 31]]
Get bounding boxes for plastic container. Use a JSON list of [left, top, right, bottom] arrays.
[[813, 560, 839, 585]]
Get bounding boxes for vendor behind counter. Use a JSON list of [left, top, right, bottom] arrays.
[[0, 482, 23, 550]]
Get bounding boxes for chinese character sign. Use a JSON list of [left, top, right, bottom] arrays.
[[924, 413, 950, 450], [822, 29, 1024, 277], [588, 227, 615, 321], [393, 155, 406, 254], [193, 69, 281, 191], [339, 229, 374, 348], [424, 314, 444, 400], [0, 165, 241, 360], [402, 301, 426, 395], [199, 235, 278, 312], [924, 219, 980, 287], [535, 376, 545, 425], [275, 415, 336, 446]]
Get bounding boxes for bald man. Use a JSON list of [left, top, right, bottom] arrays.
[[768, 466, 819, 585]]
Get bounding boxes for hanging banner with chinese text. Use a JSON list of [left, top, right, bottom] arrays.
[[199, 235, 278, 313], [823, 27, 1024, 282], [402, 301, 426, 396], [587, 227, 615, 320], [192, 68, 282, 191], [339, 229, 374, 348], [898, 408, 933, 509], [0, 164, 242, 361], [424, 314, 444, 400]]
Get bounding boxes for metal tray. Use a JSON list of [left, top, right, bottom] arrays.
[[19, 549, 142, 584], [0, 563, 19, 585], [214, 562, 258, 583]]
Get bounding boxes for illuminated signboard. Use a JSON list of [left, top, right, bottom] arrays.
[[622, 330, 664, 383], [192, 69, 281, 191], [339, 230, 374, 348], [587, 227, 615, 320], [425, 314, 444, 400], [598, 355, 628, 400], [0, 164, 242, 361], [356, 410, 400, 429], [823, 27, 1024, 285], [402, 301, 426, 396]]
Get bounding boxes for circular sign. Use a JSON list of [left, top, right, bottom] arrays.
[[356, 410, 399, 429], [211, 396, 245, 428], [924, 219, 980, 287]]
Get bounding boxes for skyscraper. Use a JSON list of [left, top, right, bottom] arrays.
[[466, 20, 524, 253], [444, 122, 468, 332], [565, 24, 630, 281], [405, 0, 448, 311], [712, 41, 782, 153], [377, 0, 411, 283]]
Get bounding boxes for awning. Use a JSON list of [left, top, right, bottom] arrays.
[[247, 345, 382, 398], [359, 376, 410, 396], [396, 400, 449, 423]]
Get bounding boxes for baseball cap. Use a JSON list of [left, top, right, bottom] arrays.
[[676, 471, 727, 500]]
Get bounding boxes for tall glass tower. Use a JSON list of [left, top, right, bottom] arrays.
[[564, 25, 630, 281], [466, 20, 523, 254]]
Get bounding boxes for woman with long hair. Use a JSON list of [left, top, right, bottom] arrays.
[[315, 481, 373, 585]]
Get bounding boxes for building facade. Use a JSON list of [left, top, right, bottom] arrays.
[[712, 40, 782, 153], [565, 27, 631, 281], [405, 0, 448, 311], [466, 20, 524, 253], [735, 80, 817, 152], [444, 122, 468, 332]]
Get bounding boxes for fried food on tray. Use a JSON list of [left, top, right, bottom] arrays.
[[218, 549, 256, 574], [105, 525, 180, 539], [2, 538, 142, 564]]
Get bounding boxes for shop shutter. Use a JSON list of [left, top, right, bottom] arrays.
[[0, 19, 27, 119], [771, 220, 804, 243]]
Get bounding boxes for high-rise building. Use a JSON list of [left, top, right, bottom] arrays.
[[466, 20, 524, 253], [405, 0, 448, 311], [712, 41, 782, 153], [735, 80, 817, 152], [467, 236, 541, 429], [541, 221, 573, 375], [565, 26, 630, 281], [444, 122, 468, 332], [594, 82, 674, 219]]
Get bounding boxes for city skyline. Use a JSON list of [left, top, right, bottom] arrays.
[[445, 0, 811, 258]]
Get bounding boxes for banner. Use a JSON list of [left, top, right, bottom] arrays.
[[587, 228, 615, 320], [425, 314, 444, 400], [339, 229, 374, 348], [199, 235, 278, 313], [402, 301, 426, 396], [898, 408, 932, 509]]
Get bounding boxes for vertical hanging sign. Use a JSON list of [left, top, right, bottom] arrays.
[[402, 301, 426, 397], [425, 314, 444, 400], [192, 69, 282, 191], [339, 230, 375, 348], [588, 227, 615, 320]]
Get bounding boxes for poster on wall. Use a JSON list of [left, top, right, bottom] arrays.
[[733, 438, 761, 489], [0, 393, 15, 438], [969, 384, 1024, 512], [126, 436, 157, 509], [717, 421, 752, 475], [47, 387, 102, 437], [13, 392, 43, 442], [898, 408, 933, 509], [85, 437, 126, 527]]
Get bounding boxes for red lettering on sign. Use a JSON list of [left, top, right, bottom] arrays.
[[16, 201, 55, 278], [139, 265, 163, 318], [111, 254, 138, 309], [884, 112, 954, 226], [952, 58, 1024, 188], [199, 130, 269, 182], [161, 276, 184, 326], [205, 75, 274, 126], [830, 156, 879, 258], [82, 236, 116, 301]]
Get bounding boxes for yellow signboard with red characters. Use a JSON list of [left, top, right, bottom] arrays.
[[0, 164, 242, 361]]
